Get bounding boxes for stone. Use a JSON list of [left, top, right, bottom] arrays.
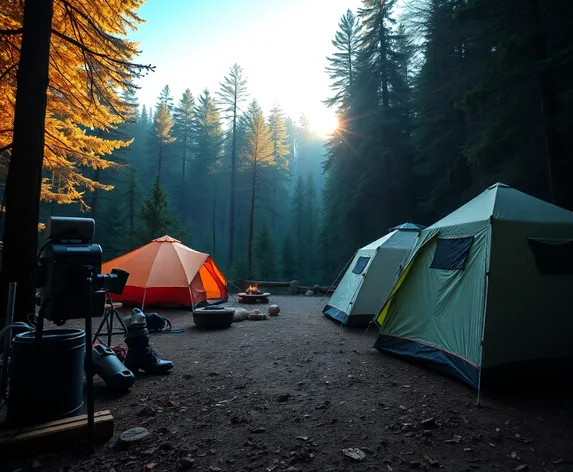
[[251, 427, 267, 434], [178, 457, 196, 470], [138, 405, 157, 417], [277, 393, 291, 402], [515, 466, 528, 471], [233, 308, 250, 322], [119, 427, 151, 445], [268, 305, 280, 316], [305, 290, 313, 296], [342, 448, 366, 462], [289, 280, 299, 295], [421, 417, 437, 429]]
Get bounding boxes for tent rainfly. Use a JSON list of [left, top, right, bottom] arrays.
[[323, 223, 424, 327], [102, 235, 227, 308], [375, 183, 573, 389]]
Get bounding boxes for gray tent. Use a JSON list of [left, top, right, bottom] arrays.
[[375, 183, 573, 388], [323, 223, 423, 327]]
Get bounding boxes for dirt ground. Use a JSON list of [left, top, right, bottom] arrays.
[[4, 295, 573, 472]]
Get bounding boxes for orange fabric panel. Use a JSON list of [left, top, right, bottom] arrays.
[[101, 235, 226, 306]]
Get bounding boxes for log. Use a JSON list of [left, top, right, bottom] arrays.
[[234, 280, 336, 295], [0, 410, 114, 456]]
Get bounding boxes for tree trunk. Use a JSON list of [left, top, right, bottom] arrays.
[[228, 97, 238, 265], [0, 0, 54, 325], [157, 140, 163, 181], [530, 0, 572, 209], [91, 167, 101, 220], [212, 179, 217, 259], [247, 167, 256, 276], [180, 126, 187, 219]]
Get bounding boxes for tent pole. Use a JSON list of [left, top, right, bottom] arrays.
[[142, 288, 147, 312], [477, 271, 490, 407]]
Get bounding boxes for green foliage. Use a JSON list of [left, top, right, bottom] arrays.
[[281, 235, 299, 281], [98, 201, 128, 261], [138, 175, 179, 243], [253, 221, 279, 280]]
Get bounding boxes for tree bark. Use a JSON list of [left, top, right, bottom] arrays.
[[228, 93, 238, 265], [0, 0, 54, 325], [530, 0, 572, 209], [247, 166, 256, 276], [212, 179, 217, 259]]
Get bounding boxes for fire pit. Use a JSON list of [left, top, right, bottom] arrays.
[[238, 284, 270, 304]]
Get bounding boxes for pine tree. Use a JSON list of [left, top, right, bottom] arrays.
[[156, 84, 174, 111], [123, 166, 142, 250], [281, 235, 299, 281], [325, 9, 361, 112], [173, 89, 195, 218], [254, 221, 279, 280], [219, 64, 248, 265], [305, 173, 317, 277], [243, 100, 275, 275], [151, 103, 176, 181], [267, 105, 290, 232], [193, 89, 222, 250], [138, 175, 178, 243]]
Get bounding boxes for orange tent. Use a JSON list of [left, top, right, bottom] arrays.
[[102, 235, 227, 308]]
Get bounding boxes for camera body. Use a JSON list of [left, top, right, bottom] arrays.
[[36, 217, 129, 325]]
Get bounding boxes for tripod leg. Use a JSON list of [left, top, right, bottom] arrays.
[[108, 307, 113, 347], [93, 311, 108, 345]]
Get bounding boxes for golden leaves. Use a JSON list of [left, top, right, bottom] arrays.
[[0, 0, 149, 207]]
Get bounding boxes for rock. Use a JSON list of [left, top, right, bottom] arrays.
[[312, 284, 321, 294], [360, 446, 374, 454], [342, 448, 366, 462], [251, 427, 267, 433], [515, 466, 528, 471], [277, 393, 291, 402], [289, 280, 299, 295], [423, 455, 439, 468], [421, 417, 438, 429], [233, 308, 249, 322], [409, 460, 421, 468], [253, 309, 261, 315], [138, 405, 157, 417], [209, 467, 222, 472], [268, 305, 280, 316], [119, 427, 151, 445], [143, 464, 156, 470], [31, 460, 41, 469], [178, 457, 196, 470], [305, 290, 313, 296]]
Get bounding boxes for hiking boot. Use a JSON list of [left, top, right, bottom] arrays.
[[124, 322, 173, 374]]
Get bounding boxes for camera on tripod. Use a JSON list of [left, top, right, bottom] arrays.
[[36, 216, 129, 325]]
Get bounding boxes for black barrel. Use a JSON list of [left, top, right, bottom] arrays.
[[7, 329, 85, 426]]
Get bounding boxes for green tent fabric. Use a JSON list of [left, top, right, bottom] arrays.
[[323, 223, 423, 327], [375, 183, 573, 388]]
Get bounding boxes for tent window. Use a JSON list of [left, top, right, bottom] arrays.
[[528, 238, 573, 275], [430, 237, 474, 271], [352, 256, 370, 274]]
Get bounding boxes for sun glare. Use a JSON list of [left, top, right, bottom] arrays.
[[310, 110, 339, 137]]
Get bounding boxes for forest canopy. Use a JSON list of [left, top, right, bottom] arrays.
[[1, 0, 572, 290]]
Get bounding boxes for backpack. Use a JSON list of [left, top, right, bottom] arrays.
[[145, 313, 172, 332]]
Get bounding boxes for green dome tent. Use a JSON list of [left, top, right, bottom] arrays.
[[375, 183, 573, 389]]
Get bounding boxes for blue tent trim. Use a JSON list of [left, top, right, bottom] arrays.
[[323, 305, 373, 327], [374, 334, 479, 388], [323, 305, 349, 324]]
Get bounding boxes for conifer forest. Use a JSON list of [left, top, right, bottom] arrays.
[[2, 0, 573, 288]]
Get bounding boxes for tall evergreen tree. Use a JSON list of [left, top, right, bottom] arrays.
[[151, 103, 176, 181], [173, 89, 196, 218], [254, 221, 279, 280], [242, 100, 275, 275], [325, 9, 361, 112], [219, 64, 248, 265], [267, 105, 290, 231], [138, 175, 178, 242]]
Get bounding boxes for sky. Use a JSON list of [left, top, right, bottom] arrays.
[[129, 0, 363, 135]]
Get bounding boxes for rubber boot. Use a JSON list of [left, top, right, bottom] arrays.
[[124, 322, 173, 374]]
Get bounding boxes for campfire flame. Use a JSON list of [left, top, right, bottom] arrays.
[[246, 284, 259, 294]]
